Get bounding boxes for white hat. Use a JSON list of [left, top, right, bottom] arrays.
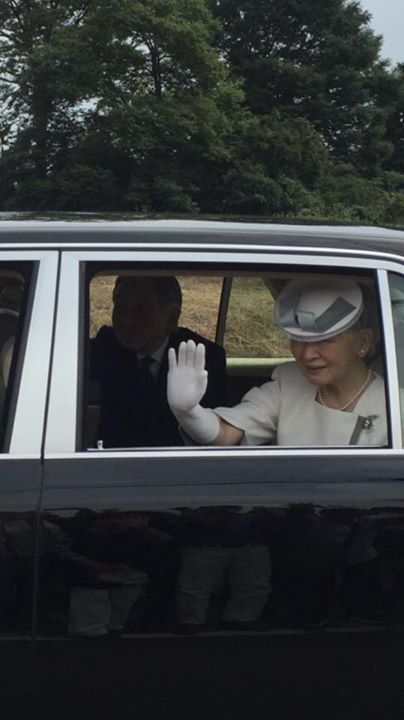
[[275, 277, 363, 342]]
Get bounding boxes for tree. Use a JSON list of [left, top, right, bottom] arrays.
[[207, 0, 392, 171], [81, 0, 238, 211], [0, 1, 101, 183], [0, 0, 250, 211], [383, 64, 404, 175]]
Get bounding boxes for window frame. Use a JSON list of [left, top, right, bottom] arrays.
[[44, 247, 403, 456], [0, 262, 34, 451], [0, 250, 59, 456]]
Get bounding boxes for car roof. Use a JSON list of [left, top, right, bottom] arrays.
[[1, 217, 404, 256]]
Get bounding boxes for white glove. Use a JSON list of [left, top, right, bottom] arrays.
[[167, 340, 220, 444]]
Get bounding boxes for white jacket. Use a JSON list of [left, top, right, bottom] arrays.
[[214, 362, 387, 447]]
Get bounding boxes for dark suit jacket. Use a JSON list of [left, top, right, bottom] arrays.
[[90, 326, 228, 448]]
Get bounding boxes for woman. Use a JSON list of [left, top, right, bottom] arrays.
[[167, 277, 387, 447]]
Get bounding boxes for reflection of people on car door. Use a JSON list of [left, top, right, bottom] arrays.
[[175, 507, 271, 632], [167, 277, 387, 447], [53, 510, 149, 637], [91, 276, 227, 448]]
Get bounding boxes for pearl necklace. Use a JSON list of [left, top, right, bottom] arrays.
[[317, 369, 373, 412]]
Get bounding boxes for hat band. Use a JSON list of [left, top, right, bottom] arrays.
[[278, 293, 358, 333], [280, 312, 363, 343]]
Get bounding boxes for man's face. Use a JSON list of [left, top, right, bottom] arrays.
[[112, 280, 179, 353]]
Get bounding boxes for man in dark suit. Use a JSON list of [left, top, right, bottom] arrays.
[[90, 276, 227, 448]]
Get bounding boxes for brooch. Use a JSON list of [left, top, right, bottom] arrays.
[[363, 415, 377, 432]]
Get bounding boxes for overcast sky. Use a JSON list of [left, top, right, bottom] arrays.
[[360, 0, 403, 65]]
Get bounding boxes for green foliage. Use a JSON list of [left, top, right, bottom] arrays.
[[207, 0, 392, 171], [0, 0, 403, 223], [384, 65, 404, 174], [56, 165, 120, 210]]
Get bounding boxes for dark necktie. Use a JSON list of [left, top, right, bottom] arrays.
[[138, 355, 155, 386]]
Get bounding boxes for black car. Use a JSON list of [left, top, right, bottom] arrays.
[[2, 218, 404, 719]]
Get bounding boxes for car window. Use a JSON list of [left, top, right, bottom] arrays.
[[388, 273, 404, 438], [224, 276, 291, 359], [82, 266, 386, 451], [0, 267, 31, 451]]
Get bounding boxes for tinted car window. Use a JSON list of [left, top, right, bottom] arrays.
[[0, 267, 31, 451]]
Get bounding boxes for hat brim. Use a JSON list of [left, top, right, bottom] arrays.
[[275, 278, 364, 342]]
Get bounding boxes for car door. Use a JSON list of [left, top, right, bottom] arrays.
[[38, 242, 404, 717], [0, 249, 58, 637]]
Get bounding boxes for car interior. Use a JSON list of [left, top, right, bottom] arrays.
[[81, 266, 381, 450], [0, 271, 26, 447]]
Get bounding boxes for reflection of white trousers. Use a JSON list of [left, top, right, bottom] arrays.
[[68, 584, 145, 637], [177, 545, 271, 625]]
